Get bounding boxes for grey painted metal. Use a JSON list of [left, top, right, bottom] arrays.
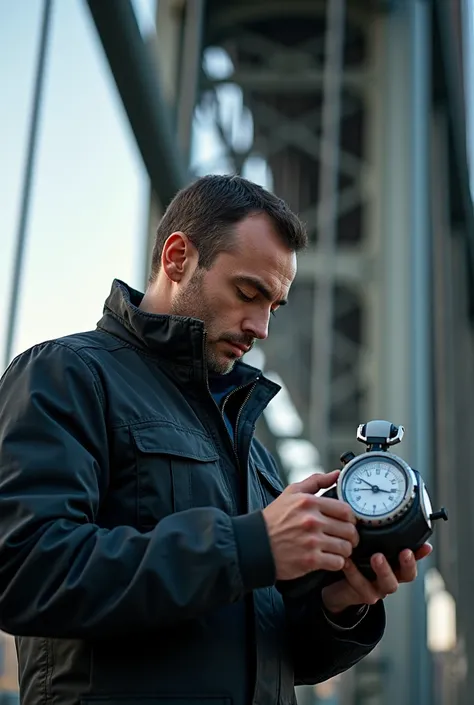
[[142, 0, 204, 286], [408, 3, 434, 704], [142, 0, 186, 285], [176, 0, 204, 163], [433, 0, 474, 319], [86, 0, 189, 210], [201, 70, 368, 92], [430, 111, 473, 705], [196, 1, 375, 477], [449, 229, 474, 705], [155, 0, 183, 105], [295, 248, 372, 284], [372, 4, 416, 704], [204, 0, 367, 31], [4, 0, 53, 370], [309, 0, 345, 469]]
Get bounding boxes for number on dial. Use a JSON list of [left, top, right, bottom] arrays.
[[342, 459, 407, 517]]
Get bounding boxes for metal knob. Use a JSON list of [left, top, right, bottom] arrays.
[[430, 507, 448, 522], [340, 451, 355, 466]]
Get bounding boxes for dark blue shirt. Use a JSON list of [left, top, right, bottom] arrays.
[[208, 371, 237, 438]]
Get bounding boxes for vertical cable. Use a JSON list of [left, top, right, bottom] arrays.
[[3, 0, 53, 369]]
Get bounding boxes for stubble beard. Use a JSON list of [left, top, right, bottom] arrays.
[[169, 269, 234, 376]]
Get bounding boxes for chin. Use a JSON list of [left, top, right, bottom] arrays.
[[208, 357, 236, 375]]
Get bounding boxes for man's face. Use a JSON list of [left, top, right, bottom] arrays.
[[169, 213, 297, 374]]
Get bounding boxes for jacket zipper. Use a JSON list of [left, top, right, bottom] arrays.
[[226, 381, 257, 453], [202, 333, 241, 467], [202, 331, 258, 475], [222, 382, 256, 514]]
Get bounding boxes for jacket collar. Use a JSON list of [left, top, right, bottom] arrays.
[[98, 279, 205, 371], [96, 279, 279, 394]]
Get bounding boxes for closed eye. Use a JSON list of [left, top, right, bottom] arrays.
[[236, 288, 254, 303], [236, 288, 277, 317]]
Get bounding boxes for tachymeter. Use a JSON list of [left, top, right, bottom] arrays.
[[340, 458, 408, 519]]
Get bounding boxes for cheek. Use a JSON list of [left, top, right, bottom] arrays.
[[207, 296, 244, 336]]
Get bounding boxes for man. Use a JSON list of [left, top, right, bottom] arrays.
[[0, 175, 430, 705]]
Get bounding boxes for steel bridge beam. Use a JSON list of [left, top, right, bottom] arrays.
[[432, 0, 474, 319], [85, 0, 189, 208]]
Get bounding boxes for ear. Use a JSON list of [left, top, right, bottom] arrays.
[[161, 232, 197, 282]]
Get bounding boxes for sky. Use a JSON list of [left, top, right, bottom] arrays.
[[0, 0, 157, 369]]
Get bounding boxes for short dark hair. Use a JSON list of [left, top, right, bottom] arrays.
[[149, 174, 307, 279]]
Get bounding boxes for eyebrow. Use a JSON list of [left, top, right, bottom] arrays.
[[234, 275, 288, 306]]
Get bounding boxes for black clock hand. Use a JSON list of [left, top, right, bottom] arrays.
[[359, 478, 376, 489], [356, 486, 392, 493]]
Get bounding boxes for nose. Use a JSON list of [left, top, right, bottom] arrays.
[[242, 310, 270, 341]]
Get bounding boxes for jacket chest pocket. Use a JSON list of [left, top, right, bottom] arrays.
[[131, 422, 234, 529], [254, 464, 285, 508]]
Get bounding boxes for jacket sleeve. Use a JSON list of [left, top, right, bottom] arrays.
[[0, 342, 275, 639], [284, 591, 385, 685], [255, 446, 386, 684]]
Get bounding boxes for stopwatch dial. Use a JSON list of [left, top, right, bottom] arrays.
[[342, 459, 408, 518]]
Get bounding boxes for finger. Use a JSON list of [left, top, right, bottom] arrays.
[[314, 496, 357, 524], [342, 559, 381, 605], [322, 516, 359, 547], [319, 535, 354, 559], [370, 554, 399, 595], [292, 470, 340, 495], [316, 551, 346, 572], [414, 543, 433, 562], [395, 549, 417, 583]]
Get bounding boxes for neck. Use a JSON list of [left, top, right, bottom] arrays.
[[139, 281, 172, 315]]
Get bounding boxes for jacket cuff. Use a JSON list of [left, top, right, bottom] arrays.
[[321, 603, 370, 630], [232, 511, 276, 591], [328, 599, 386, 646]]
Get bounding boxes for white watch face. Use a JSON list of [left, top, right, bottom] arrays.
[[341, 458, 408, 518]]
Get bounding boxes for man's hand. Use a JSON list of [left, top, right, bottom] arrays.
[[262, 470, 359, 581], [321, 543, 433, 614]]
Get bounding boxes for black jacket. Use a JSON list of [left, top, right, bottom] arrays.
[[0, 280, 385, 705]]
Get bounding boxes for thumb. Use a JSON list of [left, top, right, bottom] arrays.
[[290, 469, 340, 495]]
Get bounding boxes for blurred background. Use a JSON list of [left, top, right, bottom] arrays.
[[0, 0, 473, 703]]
